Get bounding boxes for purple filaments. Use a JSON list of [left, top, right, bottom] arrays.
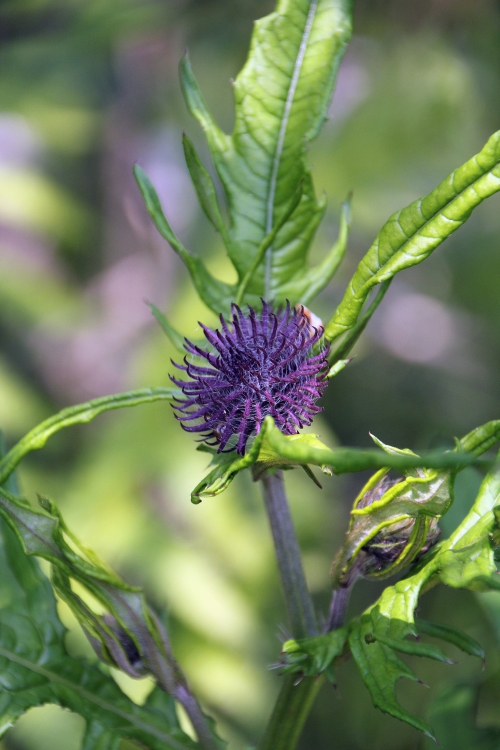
[[170, 302, 330, 454]]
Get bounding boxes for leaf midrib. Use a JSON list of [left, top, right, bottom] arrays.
[[0, 645, 192, 750], [264, 0, 319, 297]]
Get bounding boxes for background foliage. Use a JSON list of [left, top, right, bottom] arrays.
[[1, 0, 500, 748]]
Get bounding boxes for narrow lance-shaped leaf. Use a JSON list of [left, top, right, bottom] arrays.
[[179, 0, 353, 303], [0, 387, 181, 486], [134, 164, 240, 315], [279, 193, 352, 305], [325, 129, 500, 341], [182, 133, 232, 251], [148, 302, 208, 356]]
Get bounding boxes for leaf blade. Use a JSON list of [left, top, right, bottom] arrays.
[[0, 387, 181, 486], [134, 163, 236, 314], [180, 1, 353, 302], [326, 130, 500, 341]]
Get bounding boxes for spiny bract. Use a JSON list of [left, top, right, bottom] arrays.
[[171, 302, 330, 454]]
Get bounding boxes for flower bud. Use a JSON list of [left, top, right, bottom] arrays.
[[83, 614, 147, 679], [331, 467, 447, 589], [356, 475, 440, 579]]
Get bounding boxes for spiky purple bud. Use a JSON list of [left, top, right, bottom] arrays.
[[170, 302, 330, 454]]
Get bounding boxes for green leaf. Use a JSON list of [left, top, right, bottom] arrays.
[[325, 129, 500, 342], [347, 457, 500, 738], [149, 302, 188, 353], [179, 0, 353, 304], [234, 181, 304, 306], [277, 193, 352, 305], [374, 632, 454, 664], [134, 164, 238, 315], [327, 279, 391, 365], [348, 612, 435, 740], [0, 486, 225, 748], [415, 619, 485, 661], [459, 420, 500, 457], [191, 416, 491, 502], [281, 628, 348, 682], [0, 387, 180, 487], [182, 133, 231, 248], [0, 515, 198, 750], [148, 302, 208, 356]]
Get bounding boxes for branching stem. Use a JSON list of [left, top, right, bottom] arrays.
[[259, 470, 319, 750], [326, 584, 353, 632]]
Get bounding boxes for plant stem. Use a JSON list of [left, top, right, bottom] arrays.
[[176, 684, 220, 750], [261, 470, 317, 638], [151, 616, 219, 750], [258, 675, 324, 750], [326, 585, 352, 631], [259, 471, 319, 750]]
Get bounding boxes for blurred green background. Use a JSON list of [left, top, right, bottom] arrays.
[[1, 0, 500, 748]]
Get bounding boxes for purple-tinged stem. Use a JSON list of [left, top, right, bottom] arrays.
[[261, 470, 317, 639]]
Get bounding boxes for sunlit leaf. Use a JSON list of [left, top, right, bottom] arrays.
[[191, 416, 492, 502], [325, 130, 500, 341], [179, 0, 353, 306], [347, 454, 500, 737], [0, 387, 181, 487]]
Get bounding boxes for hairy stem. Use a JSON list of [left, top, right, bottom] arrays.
[[258, 675, 323, 750], [326, 585, 353, 632], [261, 471, 317, 638]]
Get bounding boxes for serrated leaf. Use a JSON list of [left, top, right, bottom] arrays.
[[179, 0, 353, 304], [0, 387, 180, 487], [348, 456, 500, 738], [0, 515, 198, 750], [325, 130, 500, 341], [348, 612, 436, 741], [375, 633, 454, 664], [81, 722, 121, 750], [0, 474, 225, 748]]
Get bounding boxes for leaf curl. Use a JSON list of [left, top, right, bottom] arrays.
[[325, 130, 500, 341]]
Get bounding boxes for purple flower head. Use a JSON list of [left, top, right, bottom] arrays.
[[170, 301, 330, 454]]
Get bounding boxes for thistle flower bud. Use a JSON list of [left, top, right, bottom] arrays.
[[356, 475, 441, 579], [331, 468, 447, 590], [171, 301, 329, 454]]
